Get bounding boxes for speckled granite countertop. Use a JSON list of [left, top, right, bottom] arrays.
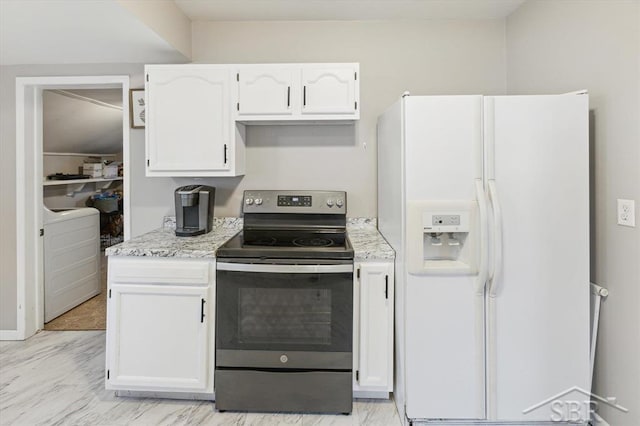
[[106, 217, 394, 261], [347, 218, 395, 261], [105, 218, 242, 258]]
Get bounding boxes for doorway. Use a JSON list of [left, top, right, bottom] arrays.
[[15, 76, 130, 339], [41, 88, 125, 330]]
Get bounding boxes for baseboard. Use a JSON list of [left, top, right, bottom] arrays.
[[114, 390, 215, 401], [411, 421, 589, 425], [353, 390, 390, 399], [0, 330, 22, 340]]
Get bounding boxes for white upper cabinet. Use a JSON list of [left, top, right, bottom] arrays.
[[234, 63, 359, 122], [301, 65, 358, 116], [145, 65, 244, 177], [237, 67, 295, 116], [144, 63, 358, 177]]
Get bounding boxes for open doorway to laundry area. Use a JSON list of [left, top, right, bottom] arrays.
[[41, 88, 125, 331], [15, 76, 130, 339]]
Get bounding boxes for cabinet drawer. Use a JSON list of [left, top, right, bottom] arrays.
[[109, 257, 211, 285]]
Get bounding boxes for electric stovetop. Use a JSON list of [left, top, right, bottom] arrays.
[[216, 229, 354, 260]]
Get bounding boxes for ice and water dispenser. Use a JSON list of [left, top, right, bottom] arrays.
[[407, 201, 478, 275]]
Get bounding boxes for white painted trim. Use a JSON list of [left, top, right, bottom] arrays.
[[0, 330, 22, 341], [122, 77, 131, 241], [15, 79, 26, 340], [15, 75, 130, 339]]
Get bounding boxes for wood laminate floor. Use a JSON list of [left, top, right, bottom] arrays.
[[0, 331, 402, 425]]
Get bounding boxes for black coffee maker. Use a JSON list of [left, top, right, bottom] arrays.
[[175, 185, 215, 236]]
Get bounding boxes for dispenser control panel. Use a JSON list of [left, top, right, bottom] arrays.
[[423, 211, 470, 233], [432, 215, 461, 226]]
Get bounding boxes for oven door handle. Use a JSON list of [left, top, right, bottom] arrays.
[[216, 262, 353, 274]]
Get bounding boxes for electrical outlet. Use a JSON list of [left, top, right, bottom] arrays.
[[617, 199, 635, 227]]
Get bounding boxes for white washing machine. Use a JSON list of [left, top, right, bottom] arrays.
[[43, 206, 101, 322]]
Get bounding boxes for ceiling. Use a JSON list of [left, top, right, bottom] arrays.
[[43, 89, 123, 154], [0, 0, 188, 65], [175, 0, 526, 21], [0, 0, 526, 66]]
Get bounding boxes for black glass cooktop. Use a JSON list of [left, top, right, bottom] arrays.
[[217, 229, 354, 260]]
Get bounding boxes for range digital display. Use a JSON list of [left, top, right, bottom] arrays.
[[278, 195, 312, 207]]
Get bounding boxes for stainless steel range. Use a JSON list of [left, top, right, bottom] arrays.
[[215, 190, 354, 414]]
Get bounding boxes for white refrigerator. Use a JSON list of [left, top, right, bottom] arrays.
[[377, 94, 590, 424]]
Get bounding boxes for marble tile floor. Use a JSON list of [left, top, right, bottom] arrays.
[[0, 331, 402, 426]]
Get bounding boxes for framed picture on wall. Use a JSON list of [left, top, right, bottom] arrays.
[[129, 89, 145, 129]]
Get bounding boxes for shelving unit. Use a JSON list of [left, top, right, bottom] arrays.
[[43, 152, 118, 157], [43, 176, 123, 186], [43, 177, 123, 196], [43, 151, 123, 195]]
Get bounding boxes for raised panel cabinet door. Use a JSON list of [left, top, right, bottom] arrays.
[[106, 283, 211, 392], [237, 68, 294, 116], [301, 65, 358, 115], [357, 262, 394, 390], [146, 67, 230, 173]]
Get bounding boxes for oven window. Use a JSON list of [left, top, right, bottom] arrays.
[[216, 269, 352, 352], [238, 288, 331, 345]]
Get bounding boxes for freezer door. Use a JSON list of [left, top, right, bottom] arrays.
[[484, 94, 590, 422], [404, 96, 486, 420]]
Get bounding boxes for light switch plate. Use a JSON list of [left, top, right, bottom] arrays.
[[617, 199, 635, 227]]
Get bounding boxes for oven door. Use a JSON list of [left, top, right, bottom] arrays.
[[216, 261, 353, 370]]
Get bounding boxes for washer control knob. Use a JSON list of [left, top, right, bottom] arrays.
[[245, 198, 254, 205], [336, 199, 344, 208], [255, 198, 263, 206], [326, 199, 334, 207]]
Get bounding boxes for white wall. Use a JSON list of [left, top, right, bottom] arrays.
[[506, 2, 640, 425], [191, 20, 507, 217], [0, 63, 170, 331], [115, 0, 192, 60], [0, 20, 507, 331]]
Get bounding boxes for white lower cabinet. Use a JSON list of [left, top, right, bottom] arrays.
[[105, 257, 215, 394], [353, 261, 394, 396], [105, 256, 393, 400]]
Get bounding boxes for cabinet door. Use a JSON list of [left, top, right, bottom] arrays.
[[357, 262, 394, 390], [106, 283, 211, 392], [146, 67, 230, 173], [237, 68, 294, 116], [301, 65, 358, 115]]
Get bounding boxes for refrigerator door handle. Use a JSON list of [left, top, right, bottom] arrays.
[[487, 179, 503, 297], [474, 179, 489, 294]]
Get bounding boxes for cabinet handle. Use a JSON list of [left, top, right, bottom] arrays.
[[385, 275, 389, 299], [303, 85, 306, 107], [200, 299, 206, 323], [287, 86, 291, 108], [223, 144, 228, 164]]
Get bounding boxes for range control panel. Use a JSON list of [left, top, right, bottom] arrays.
[[277, 195, 312, 207], [243, 190, 346, 214]]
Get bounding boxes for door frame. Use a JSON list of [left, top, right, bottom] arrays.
[[15, 75, 130, 340]]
